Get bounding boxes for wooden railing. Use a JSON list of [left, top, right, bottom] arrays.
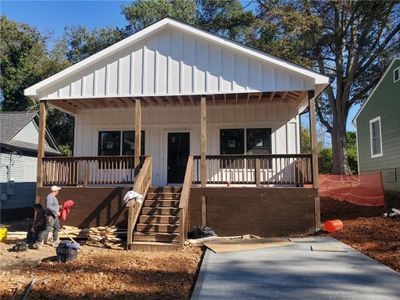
[[179, 155, 194, 247], [42, 156, 146, 186], [126, 156, 152, 249], [193, 154, 312, 186]]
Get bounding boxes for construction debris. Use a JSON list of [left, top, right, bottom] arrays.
[[9, 242, 29, 252], [59, 226, 126, 249]]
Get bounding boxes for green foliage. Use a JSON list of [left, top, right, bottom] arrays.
[[317, 132, 358, 174], [122, 0, 196, 32], [0, 16, 65, 111], [300, 128, 311, 153], [318, 148, 333, 174], [346, 131, 358, 174], [0, 17, 73, 153]]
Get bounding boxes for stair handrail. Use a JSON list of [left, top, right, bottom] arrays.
[[126, 156, 152, 249], [179, 155, 194, 247]]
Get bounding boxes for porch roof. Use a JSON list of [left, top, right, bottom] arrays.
[[25, 18, 329, 104]]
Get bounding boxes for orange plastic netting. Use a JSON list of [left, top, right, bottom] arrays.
[[319, 173, 385, 206]]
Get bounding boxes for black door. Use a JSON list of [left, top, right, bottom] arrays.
[[167, 132, 190, 183]]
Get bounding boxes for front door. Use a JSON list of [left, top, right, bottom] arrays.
[[167, 132, 190, 183]]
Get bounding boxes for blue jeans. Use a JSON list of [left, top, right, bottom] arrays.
[[37, 214, 60, 243]]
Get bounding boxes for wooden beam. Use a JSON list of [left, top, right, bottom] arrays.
[[268, 92, 275, 103], [165, 96, 175, 106], [188, 95, 195, 106], [154, 96, 163, 106], [36, 101, 47, 202], [280, 91, 288, 103], [308, 90, 320, 230], [177, 96, 185, 106], [48, 100, 77, 114], [134, 99, 142, 173], [212, 94, 216, 105], [257, 92, 263, 103], [142, 97, 154, 106], [201, 196, 207, 227], [224, 93, 227, 105], [200, 96, 207, 187], [235, 93, 238, 104]]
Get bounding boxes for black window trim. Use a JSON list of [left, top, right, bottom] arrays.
[[98, 130, 145, 156]]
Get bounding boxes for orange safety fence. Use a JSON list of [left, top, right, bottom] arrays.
[[319, 173, 384, 206]]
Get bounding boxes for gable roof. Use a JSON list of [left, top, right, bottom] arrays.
[[353, 58, 400, 124], [0, 111, 60, 155], [25, 18, 329, 100]]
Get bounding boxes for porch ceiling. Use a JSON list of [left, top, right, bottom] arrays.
[[47, 90, 308, 114]]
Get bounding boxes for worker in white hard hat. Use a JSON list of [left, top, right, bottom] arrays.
[[32, 186, 62, 249]]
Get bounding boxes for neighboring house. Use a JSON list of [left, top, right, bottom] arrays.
[[354, 58, 400, 201], [0, 112, 60, 218], [24, 18, 329, 249]]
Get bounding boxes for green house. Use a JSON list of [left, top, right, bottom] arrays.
[[354, 58, 400, 200]]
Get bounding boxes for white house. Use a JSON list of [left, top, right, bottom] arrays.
[[24, 18, 329, 249]]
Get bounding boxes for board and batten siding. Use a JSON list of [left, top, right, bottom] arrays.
[[74, 102, 301, 186], [356, 59, 400, 192], [0, 153, 37, 209], [38, 28, 314, 100]]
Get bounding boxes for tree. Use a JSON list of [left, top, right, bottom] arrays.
[[121, 0, 255, 41], [255, 1, 400, 174], [0, 17, 73, 155]]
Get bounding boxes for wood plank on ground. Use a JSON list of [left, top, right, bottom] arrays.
[[204, 238, 294, 253]]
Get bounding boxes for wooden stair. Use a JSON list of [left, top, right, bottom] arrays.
[[130, 187, 182, 250]]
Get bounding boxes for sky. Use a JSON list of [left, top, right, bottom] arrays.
[[1, 0, 359, 134]]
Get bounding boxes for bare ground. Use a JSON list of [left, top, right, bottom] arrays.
[[0, 241, 203, 300]]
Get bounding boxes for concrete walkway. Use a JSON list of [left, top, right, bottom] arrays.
[[192, 237, 400, 299]]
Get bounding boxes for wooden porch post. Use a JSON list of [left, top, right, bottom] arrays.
[[200, 96, 207, 227], [308, 90, 320, 229], [134, 99, 142, 175], [36, 101, 47, 202], [200, 96, 207, 187]]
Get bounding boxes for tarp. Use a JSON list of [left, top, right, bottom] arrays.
[[319, 173, 384, 206]]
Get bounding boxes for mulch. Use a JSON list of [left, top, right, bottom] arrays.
[[321, 197, 400, 272]]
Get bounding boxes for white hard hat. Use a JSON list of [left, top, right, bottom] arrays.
[[50, 185, 61, 192]]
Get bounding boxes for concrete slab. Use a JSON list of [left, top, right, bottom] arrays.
[[192, 237, 400, 300]]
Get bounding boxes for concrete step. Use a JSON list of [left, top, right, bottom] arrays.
[[146, 193, 181, 200], [129, 241, 181, 251], [133, 232, 180, 243], [144, 200, 180, 207], [149, 187, 182, 193], [136, 223, 180, 233], [139, 215, 180, 224], [142, 207, 180, 215]]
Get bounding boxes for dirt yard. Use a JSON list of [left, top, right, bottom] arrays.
[[321, 197, 400, 272], [0, 241, 203, 299]]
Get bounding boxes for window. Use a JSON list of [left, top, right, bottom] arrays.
[[98, 131, 120, 156], [122, 131, 145, 155], [98, 130, 145, 156], [220, 129, 245, 155], [369, 117, 382, 158], [394, 67, 400, 83], [220, 128, 272, 168], [246, 128, 272, 154]]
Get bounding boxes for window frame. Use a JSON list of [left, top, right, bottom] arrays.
[[369, 116, 383, 158], [122, 130, 145, 156], [98, 130, 145, 156], [98, 130, 121, 156], [394, 67, 400, 83]]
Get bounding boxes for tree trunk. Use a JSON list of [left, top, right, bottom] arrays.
[[331, 112, 352, 175]]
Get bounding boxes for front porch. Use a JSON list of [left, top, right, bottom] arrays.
[[34, 91, 321, 249]]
